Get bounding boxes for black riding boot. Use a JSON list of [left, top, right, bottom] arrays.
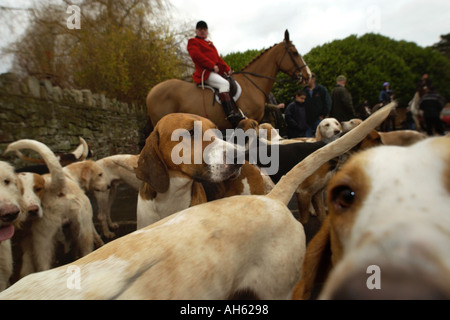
[[218, 92, 244, 127]]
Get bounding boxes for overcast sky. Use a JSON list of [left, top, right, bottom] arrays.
[[170, 0, 450, 56], [1, 0, 449, 73]]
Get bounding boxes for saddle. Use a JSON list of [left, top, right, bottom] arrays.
[[198, 75, 242, 105]]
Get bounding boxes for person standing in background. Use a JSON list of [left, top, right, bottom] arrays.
[[285, 90, 308, 138], [303, 73, 331, 137], [419, 84, 446, 136], [329, 75, 356, 122]]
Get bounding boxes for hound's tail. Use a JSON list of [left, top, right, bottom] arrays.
[[267, 102, 396, 205], [12, 136, 89, 164], [4, 139, 67, 193], [72, 137, 90, 161]]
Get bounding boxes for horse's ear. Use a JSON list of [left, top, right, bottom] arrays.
[[284, 29, 290, 42], [136, 129, 170, 193]]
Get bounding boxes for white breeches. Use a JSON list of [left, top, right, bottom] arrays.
[[205, 72, 230, 93]]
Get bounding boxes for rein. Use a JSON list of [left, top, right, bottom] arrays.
[[232, 41, 309, 102], [200, 69, 209, 118]]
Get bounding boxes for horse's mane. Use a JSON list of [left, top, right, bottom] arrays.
[[240, 43, 279, 71]]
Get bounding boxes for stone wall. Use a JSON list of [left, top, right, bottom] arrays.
[[0, 72, 149, 168]]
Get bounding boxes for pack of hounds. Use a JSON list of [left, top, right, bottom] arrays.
[[0, 102, 449, 299]]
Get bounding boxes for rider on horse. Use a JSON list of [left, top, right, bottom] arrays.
[[187, 21, 245, 127]]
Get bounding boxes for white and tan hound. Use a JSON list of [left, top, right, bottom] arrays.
[[294, 136, 450, 300], [136, 113, 265, 229], [0, 161, 25, 291]]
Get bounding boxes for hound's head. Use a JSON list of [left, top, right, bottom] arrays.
[[0, 161, 25, 241], [137, 113, 243, 193]]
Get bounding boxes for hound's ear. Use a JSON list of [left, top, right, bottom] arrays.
[[292, 217, 332, 300], [315, 123, 323, 141], [284, 29, 290, 42], [80, 163, 93, 191], [136, 130, 169, 193]]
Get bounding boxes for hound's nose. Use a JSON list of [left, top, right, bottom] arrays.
[[327, 267, 449, 300], [0, 204, 20, 223], [27, 205, 40, 219]]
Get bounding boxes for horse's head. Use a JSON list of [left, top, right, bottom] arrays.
[[279, 30, 311, 85]]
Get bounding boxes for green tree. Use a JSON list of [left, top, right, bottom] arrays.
[[223, 49, 263, 72], [303, 33, 450, 108], [433, 33, 450, 60]]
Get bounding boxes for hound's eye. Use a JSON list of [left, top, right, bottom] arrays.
[[34, 187, 43, 193], [4, 179, 10, 186], [98, 173, 103, 177], [331, 186, 356, 209]]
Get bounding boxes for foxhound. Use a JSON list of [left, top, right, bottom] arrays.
[[257, 117, 342, 145], [0, 105, 391, 299], [136, 113, 265, 229], [4, 140, 108, 275], [15, 172, 45, 278], [0, 161, 25, 291], [94, 154, 141, 238], [293, 136, 450, 300], [342, 118, 426, 146]]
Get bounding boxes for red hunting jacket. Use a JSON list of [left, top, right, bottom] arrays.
[[187, 37, 231, 84]]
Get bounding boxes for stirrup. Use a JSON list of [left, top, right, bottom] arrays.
[[226, 113, 245, 127]]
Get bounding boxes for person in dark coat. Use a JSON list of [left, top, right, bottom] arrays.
[[419, 85, 446, 136], [379, 82, 393, 104], [378, 82, 396, 131], [284, 90, 308, 138], [303, 73, 331, 137], [329, 75, 356, 122]]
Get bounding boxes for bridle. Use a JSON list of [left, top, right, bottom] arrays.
[[232, 41, 309, 102], [279, 40, 309, 83]]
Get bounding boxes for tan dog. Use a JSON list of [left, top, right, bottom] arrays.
[[341, 119, 363, 133], [0, 161, 25, 291], [342, 118, 426, 147], [136, 113, 262, 229], [4, 140, 107, 275], [0, 106, 391, 299], [93, 154, 141, 238], [378, 130, 427, 146], [259, 118, 342, 145], [315, 118, 342, 143], [294, 136, 450, 300]]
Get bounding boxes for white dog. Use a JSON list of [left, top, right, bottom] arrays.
[[0, 161, 25, 290]]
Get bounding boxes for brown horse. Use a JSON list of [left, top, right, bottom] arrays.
[[146, 30, 311, 130]]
